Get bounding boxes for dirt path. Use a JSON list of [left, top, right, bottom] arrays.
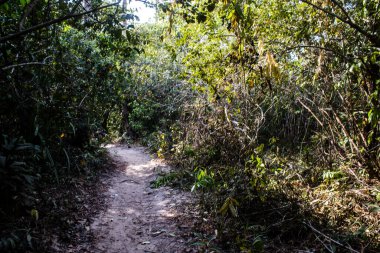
[[90, 144, 197, 253]]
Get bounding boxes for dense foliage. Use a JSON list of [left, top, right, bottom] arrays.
[[1, 0, 380, 252], [0, 0, 139, 251], [124, 23, 192, 154], [133, 0, 380, 252]]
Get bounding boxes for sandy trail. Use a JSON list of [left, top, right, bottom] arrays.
[[90, 145, 196, 253]]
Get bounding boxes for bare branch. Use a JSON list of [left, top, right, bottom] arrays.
[[1, 56, 52, 71], [296, 98, 324, 127], [0, 1, 121, 43], [304, 221, 360, 253], [2, 62, 48, 71]]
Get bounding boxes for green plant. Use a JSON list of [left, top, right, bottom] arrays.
[[191, 167, 215, 192], [219, 196, 239, 217], [246, 154, 268, 193], [150, 172, 180, 188], [0, 135, 40, 214], [322, 170, 346, 184]]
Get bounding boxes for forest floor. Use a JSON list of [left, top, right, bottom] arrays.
[[89, 144, 201, 253]]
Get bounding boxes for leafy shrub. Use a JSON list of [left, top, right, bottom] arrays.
[[191, 167, 215, 192], [129, 100, 159, 137], [0, 136, 40, 215], [150, 172, 180, 188]]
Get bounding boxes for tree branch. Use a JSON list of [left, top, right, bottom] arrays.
[[0, 1, 120, 44], [300, 0, 380, 47], [19, 0, 40, 31], [296, 98, 324, 127], [2, 61, 48, 71], [135, 0, 156, 8], [1, 56, 52, 71], [70, 0, 84, 15], [330, 0, 351, 20], [281, 44, 353, 60], [304, 221, 360, 253]]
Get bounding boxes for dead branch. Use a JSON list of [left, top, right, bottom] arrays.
[[304, 221, 360, 253], [296, 98, 324, 127]]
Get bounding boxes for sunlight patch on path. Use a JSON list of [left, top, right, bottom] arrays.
[[91, 145, 197, 253]]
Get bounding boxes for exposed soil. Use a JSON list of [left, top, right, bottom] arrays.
[[90, 144, 199, 253]]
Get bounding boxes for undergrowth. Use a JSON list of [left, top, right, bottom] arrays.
[[168, 145, 380, 252], [142, 118, 380, 252], [0, 143, 111, 253]]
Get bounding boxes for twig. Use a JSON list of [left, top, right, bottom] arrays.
[[135, 0, 156, 8], [245, 204, 291, 216], [315, 234, 335, 253], [267, 217, 294, 229], [2, 56, 53, 71], [304, 221, 360, 253], [296, 98, 324, 127], [78, 93, 89, 108], [119, 179, 139, 184], [2, 61, 48, 70]]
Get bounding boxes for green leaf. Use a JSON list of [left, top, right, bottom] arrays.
[[369, 204, 380, 213], [252, 236, 264, 252], [229, 203, 238, 217]]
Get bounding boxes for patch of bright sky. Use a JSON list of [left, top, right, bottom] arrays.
[[128, 0, 156, 23]]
